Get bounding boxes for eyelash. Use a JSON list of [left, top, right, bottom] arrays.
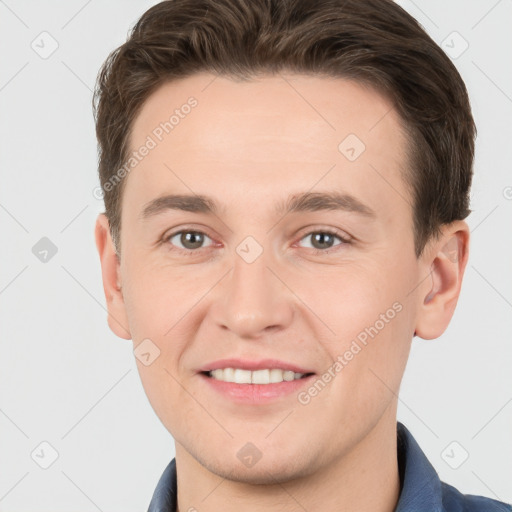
[[162, 227, 351, 256]]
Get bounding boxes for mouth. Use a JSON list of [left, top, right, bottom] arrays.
[[201, 368, 315, 385], [197, 358, 317, 403], [199, 368, 316, 404]]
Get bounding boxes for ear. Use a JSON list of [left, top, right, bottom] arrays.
[[94, 213, 132, 340], [414, 220, 470, 340]]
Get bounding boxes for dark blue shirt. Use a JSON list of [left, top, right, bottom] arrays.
[[147, 421, 511, 511]]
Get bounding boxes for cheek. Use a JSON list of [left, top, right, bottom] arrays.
[[310, 260, 413, 397], [121, 255, 207, 339], [308, 307, 411, 439], [121, 261, 207, 408], [296, 263, 397, 338]]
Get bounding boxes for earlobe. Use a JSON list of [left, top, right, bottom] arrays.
[[94, 214, 132, 340], [414, 222, 470, 340]]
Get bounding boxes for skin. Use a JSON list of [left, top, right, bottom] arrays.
[[95, 72, 470, 512]]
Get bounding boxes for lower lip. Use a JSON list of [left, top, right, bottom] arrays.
[[199, 373, 315, 404]]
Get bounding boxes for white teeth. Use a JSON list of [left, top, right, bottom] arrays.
[[252, 369, 270, 384], [234, 369, 252, 384], [208, 367, 306, 384], [269, 368, 284, 383], [222, 368, 235, 382], [211, 369, 224, 380]]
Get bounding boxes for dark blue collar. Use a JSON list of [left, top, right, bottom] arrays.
[[394, 421, 443, 511], [147, 422, 510, 512]]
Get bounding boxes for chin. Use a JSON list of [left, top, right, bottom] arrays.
[[199, 452, 314, 486]]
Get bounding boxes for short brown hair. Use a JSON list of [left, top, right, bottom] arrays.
[[93, 0, 476, 258]]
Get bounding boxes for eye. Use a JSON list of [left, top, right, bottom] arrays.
[[297, 229, 350, 253], [162, 227, 350, 256], [165, 230, 215, 253]]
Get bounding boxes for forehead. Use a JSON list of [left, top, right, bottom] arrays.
[[125, 72, 412, 225]]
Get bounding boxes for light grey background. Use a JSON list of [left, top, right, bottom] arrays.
[[0, 0, 511, 510]]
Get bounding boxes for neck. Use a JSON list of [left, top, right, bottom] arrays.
[[175, 412, 400, 512]]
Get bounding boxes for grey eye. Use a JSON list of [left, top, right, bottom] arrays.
[[299, 231, 345, 251], [167, 231, 213, 250]]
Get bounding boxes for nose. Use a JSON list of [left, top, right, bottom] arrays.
[[210, 246, 295, 339]]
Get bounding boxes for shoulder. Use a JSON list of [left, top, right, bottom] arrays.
[[441, 481, 511, 512]]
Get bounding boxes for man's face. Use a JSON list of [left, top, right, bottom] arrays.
[[109, 73, 428, 482]]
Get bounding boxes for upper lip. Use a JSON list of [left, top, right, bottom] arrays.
[[198, 358, 315, 374]]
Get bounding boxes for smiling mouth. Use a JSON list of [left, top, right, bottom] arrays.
[[201, 368, 315, 385]]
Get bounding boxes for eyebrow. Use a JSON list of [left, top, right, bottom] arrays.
[[140, 191, 376, 221]]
